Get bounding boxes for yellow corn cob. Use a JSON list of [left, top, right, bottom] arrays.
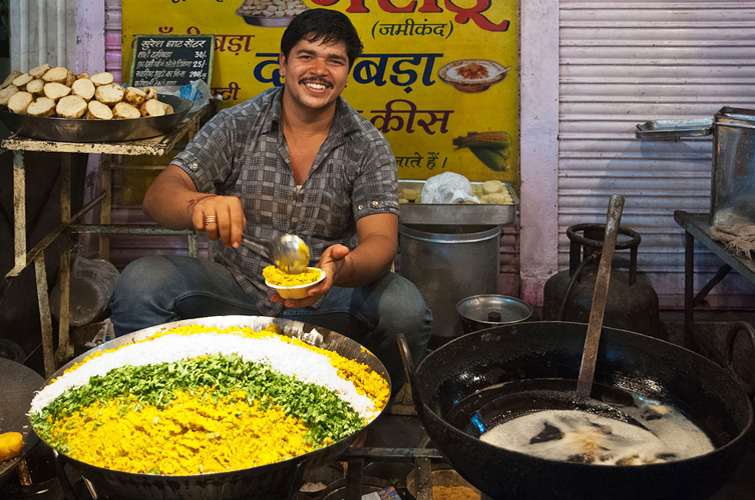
[[453, 131, 511, 149]]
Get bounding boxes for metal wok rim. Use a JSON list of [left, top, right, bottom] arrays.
[[415, 320, 755, 469], [39, 315, 391, 480]]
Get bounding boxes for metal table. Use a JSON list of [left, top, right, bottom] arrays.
[[2, 107, 208, 377], [674, 210, 755, 367]]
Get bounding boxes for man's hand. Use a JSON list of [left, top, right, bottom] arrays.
[[190, 195, 246, 248], [143, 165, 247, 248], [270, 244, 350, 308]]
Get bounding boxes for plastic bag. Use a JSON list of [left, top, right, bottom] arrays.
[[420, 172, 480, 204], [153, 79, 212, 114]]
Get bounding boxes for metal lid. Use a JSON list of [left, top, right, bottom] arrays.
[[456, 294, 533, 325], [635, 118, 713, 140], [714, 107, 755, 129]]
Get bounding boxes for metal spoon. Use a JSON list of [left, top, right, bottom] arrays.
[[269, 234, 310, 274]]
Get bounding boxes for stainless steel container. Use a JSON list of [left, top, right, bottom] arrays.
[[398, 224, 501, 348], [397, 180, 518, 226], [711, 107, 755, 226]]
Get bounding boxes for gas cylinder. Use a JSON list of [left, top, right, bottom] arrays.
[[543, 223, 661, 338]]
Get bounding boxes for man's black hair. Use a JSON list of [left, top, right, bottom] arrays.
[[281, 9, 363, 69]]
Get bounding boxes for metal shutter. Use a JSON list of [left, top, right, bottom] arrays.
[[559, 0, 755, 308]]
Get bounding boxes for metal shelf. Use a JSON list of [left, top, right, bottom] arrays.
[[1, 106, 209, 377]]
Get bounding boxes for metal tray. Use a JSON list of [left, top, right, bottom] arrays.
[[635, 118, 713, 140], [398, 180, 518, 226], [0, 94, 192, 143]]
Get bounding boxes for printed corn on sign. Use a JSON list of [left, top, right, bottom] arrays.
[[122, 1, 519, 186]]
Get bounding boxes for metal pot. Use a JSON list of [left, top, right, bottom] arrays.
[[456, 294, 533, 334], [399, 322, 754, 500], [39, 316, 390, 500]]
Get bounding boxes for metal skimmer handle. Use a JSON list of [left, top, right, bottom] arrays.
[[576, 194, 625, 398]]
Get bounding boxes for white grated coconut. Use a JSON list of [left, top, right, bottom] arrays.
[[29, 332, 380, 420]]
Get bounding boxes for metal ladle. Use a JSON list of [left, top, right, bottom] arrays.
[[269, 234, 310, 274]]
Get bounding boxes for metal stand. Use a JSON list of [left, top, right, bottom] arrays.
[[674, 210, 755, 365], [2, 107, 208, 377]]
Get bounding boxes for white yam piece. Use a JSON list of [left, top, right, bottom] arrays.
[[43, 82, 73, 101], [0, 84, 19, 106], [25, 79, 45, 97], [2, 71, 23, 89], [112, 101, 141, 119], [12, 73, 33, 89], [86, 100, 114, 120], [56, 95, 88, 118], [42, 66, 69, 84], [27, 97, 57, 117], [65, 71, 76, 87], [76, 73, 89, 80], [8, 92, 34, 114], [90, 72, 114, 87], [124, 86, 147, 106], [143, 87, 157, 100], [94, 83, 125, 105], [71, 79, 96, 101], [163, 103, 174, 114], [139, 99, 166, 117], [29, 63, 50, 78], [485, 192, 511, 204], [482, 180, 503, 195]]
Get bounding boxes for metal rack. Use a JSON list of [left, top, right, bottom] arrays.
[[2, 107, 209, 377]]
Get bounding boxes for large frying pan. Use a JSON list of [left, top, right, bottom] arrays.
[[0, 358, 45, 486], [36, 316, 390, 500], [400, 322, 754, 500]]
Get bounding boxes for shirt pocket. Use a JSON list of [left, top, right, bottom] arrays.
[[310, 173, 354, 238]]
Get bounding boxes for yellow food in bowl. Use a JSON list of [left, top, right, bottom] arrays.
[[263, 265, 325, 299]]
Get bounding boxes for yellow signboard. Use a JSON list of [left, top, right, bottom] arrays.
[[122, 1, 518, 185]]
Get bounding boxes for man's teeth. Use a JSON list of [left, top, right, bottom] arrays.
[[306, 82, 327, 90]]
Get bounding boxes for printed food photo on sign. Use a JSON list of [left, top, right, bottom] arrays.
[[454, 131, 512, 172], [236, 0, 309, 27], [438, 59, 511, 93]]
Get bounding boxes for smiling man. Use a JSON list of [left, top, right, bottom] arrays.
[[110, 9, 432, 402]]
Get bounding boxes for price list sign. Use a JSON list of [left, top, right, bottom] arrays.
[[130, 34, 214, 87]]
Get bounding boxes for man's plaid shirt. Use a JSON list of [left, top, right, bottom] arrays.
[[172, 86, 400, 315]]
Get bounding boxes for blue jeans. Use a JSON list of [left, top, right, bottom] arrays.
[[111, 255, 432, 398]]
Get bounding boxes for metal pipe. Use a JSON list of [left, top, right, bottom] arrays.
[[57, 0, 65, 66], [19, 0, 30, 71], [38, 0, 47, 67]]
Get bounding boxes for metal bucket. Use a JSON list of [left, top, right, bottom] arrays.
[[398, 224, 501, 348]]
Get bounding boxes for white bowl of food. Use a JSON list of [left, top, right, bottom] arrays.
[[264, 266, 325, 299], [438, 59, 510, 93]]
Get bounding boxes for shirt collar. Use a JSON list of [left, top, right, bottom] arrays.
[[263, 86, 361, 140]]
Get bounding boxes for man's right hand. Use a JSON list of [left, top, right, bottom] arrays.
[[190, 194, 247, 248], [143, 165, 247, 249]]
